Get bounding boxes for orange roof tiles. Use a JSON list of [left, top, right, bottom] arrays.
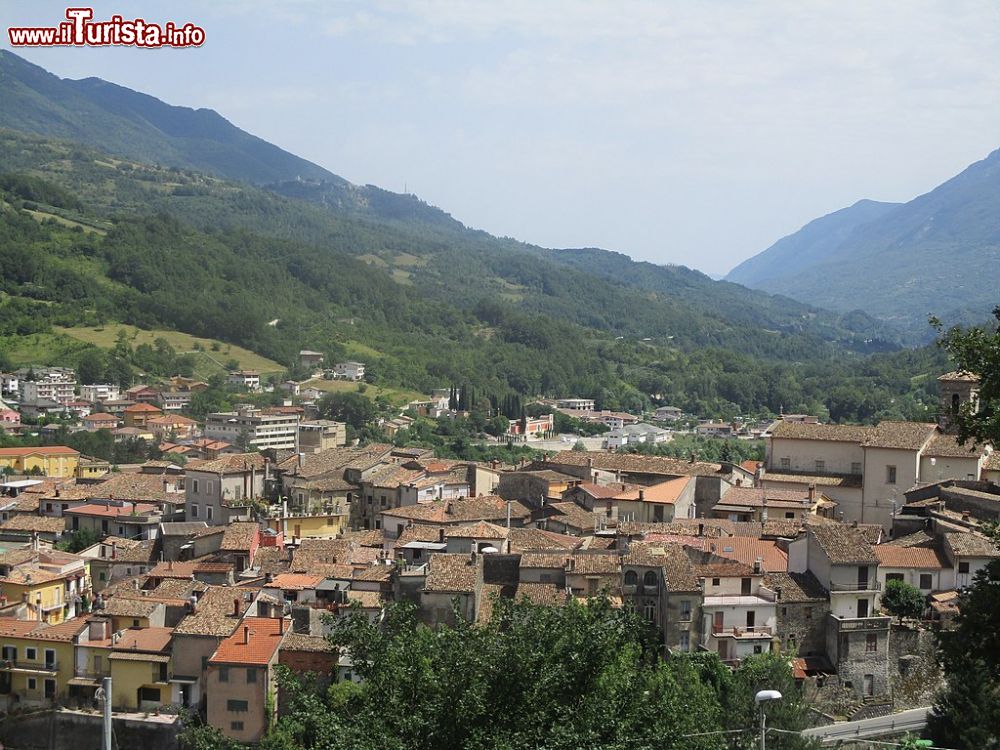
[[874, 545, 946, 569], [0, 446, 79, 457], [209, 617, 287, 665], [264, 574, 322, 590]]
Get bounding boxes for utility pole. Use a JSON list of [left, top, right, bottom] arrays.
[[100, 676, 112, 750]]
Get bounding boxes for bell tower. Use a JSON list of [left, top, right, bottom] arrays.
[[937, 371, 980, 434]]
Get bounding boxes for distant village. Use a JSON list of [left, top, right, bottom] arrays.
[[0, 354, 997, 743]]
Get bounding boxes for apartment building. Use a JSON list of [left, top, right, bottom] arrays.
[[205, 407, 300, 451]]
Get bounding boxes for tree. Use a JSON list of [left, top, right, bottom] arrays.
[[318, 392, 377, 431], [77, 348, 107, 385], [572, 439, 587, 452], [55, 528, 102, 553], [881, 580, 925, 623]]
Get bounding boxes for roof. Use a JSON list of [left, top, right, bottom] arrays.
[[220, 522, 259, 552], [422, 553, 477, 593], [83, 413, 118, 422], [506, 527, 579, 552], [769, 421, 869, 443], [664, 535, 788, 572], [123, 403, 163, 413], [0, 446, 80, 457], [762, 471, 863, 489], [102, 598, 161, 618], [209, 617, 287, 665], [874, 544, 947, 569], [938, 371, 979, 383], [546, 501, 601, 532], [173, 586, 256, 636], [383, 495, 531, 525], [280, 633, 331, 653], [112, 627, 173, 653], [447, 521, 509, 540], [64, 501, 158, 519], [265, 573, 322, 590], [544, 451, 723, 477], [809, 524, 878, 564], [568, 552, 620, 575], [0, 618, 89, 642], [614, 476, 693, 505], [717, 487, 811, 508], [0, 516, 66, 534], [187, 453, 266, 474], [862, 422, 937, 451], [568, 482, 638, 500], [763, 571, 828, 602], [922, 433, 985, 458], [944, 532, 999, 558]]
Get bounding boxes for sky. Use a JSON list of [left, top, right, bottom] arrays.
[[5, 1, 1000, 276]]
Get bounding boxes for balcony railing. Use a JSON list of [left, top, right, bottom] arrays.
[[711, 625, 773, 638], [0, 659, 58, 673], [830, 581, 882, 592]]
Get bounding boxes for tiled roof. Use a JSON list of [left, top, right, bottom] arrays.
[[519, 551, 571, 569], [123, 403, 162, 413], [613, 476, 693, 504], [762, 471, 863, 488], [809, 524, 878, 564], [922, 433, 985, 458], [0, 618, 88, 642], [102, 598, 160, 617], [515, 582, 568, 607], [984, 451, 1000, 471], [764, 571, 828, 602], [938, 371, 979, 383], [265, 573, 322, 590], [875, 544, 947, 569], [667, 536, 788, 572], [568, 552, 620, 575], [717, 487, 811, 508], [544, 451, 723, 477], [220, 522, 259, 552], [187, 453, 265, 474], [944, 532, 999, 558], [0, 446, 80, 457], [81, 473, 181, 503], [353, 565, 394, 583], [546, 501, 600, 532], [347, 590, 383, 608], [862, 421, 937, 450], [660, 544, 701, 591], [65, 501, 159, 518], [383, 495, 531, 525], [447, 521, 508, 540], [209, 617, 287, 665], [422, 553, 477, 593], [280, 633, 331, 653], [112, 626, 173, 653], [506, 527, 579, 552], [173, 586, 256, 636], [769, 421, 869, 443], [0, 516, 66, 533], [568, 482, 638, 499]]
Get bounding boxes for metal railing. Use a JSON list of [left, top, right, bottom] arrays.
[[830, 580, 882, 592]]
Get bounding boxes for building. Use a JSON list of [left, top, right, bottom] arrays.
[[0, 400, 20, 426], [79, 384, 120, 403], [298, 420, 347, 453], [147, 414, 199, 441], [20, 379, 77, 406], [206, 616, 288, 743], [653, 406, 683, 422], [299, 350, 325, 369], [507, 414, 554, 440], [65, 500, 162, 541], [185, 453, 266, 526], [0, 618, 86, 708], [555, 398, 595, 411], [205, 407, 300, 452], [0, 447, 80, 478], [332, 362, 365, 381], [82, 413, 119, 432], [226, 371, 261, 392], [603, 423, 672, 450], [123, 402, 163, 428]]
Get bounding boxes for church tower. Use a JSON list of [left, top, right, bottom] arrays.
[[937, 371, 980, 434]]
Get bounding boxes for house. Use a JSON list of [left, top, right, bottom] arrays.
[[507, 414, 554, 440], [710, 486, 830, 524], [420, 553, 478, 625], [874, 539, 949, 594], [0, 400, 20, 426], [65, 500, 161, 541], [332, 362, 365, 381], [125, 385, 160, 404], [79, 384, 120, 403], [185, 453, 266, 526], [0, 550, 90, 624], [226, 371, 261, 392], [205, 407, 300, 451], [206, 616, 289, 743], [279, 380, 301, 396], [555, 398, 595, 411], [0, 446, 80, 478], [697, 421, 736, 438], [380, 496, 531, 541], [107, 627, 178, 711], [82, 413, 119, 432], [157, 391, 194, 412], [298, 350, 325, 369], [20, 379, 77, 406], [654, 406, 683, 422], [298, 420, 346, 453], [695, 554, 777, 664], [0, 373, 19, 398], [147, 414, 198, 441], [0, 618, 87, 708], [123, 402, 163, 428], [603, 423, 671, 450], [496, 469, 578, 508]]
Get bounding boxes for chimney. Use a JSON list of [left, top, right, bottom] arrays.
[[961, 511, 971, 523], [189, 595, 197, 615], [698, 523, 704, 537], [438, 528, 445, 543], [243, 625, 250, 645], [852, 520, 858, 528], [807, 484, 816, 502], [233, 597, 240, 617], [638, 489, 645, 502], [753, 556, 764, 575], [279, 616, 285, 635]]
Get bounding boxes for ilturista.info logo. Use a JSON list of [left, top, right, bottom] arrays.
[[8, 7, 205, 48]]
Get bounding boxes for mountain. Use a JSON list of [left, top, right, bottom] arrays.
[[725, 150, 1000, 340], [726, 199, 899, 287]]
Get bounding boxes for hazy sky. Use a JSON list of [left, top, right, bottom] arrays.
[[6, 1, 1000, 275]]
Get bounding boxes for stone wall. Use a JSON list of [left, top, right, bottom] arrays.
[[0, 708, 181, 750], [776, 600, 829, 656], [888, 624, 941, 709]]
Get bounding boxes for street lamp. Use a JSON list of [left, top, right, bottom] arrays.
[[755, 690, 783, 750]]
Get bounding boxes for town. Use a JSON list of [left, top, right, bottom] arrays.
[[0, 359, 995, 745]]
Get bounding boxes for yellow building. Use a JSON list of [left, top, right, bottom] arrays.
[[0, 447, 80, 478], [270, 511, 346, 539], [106, 628, 178, 710], [0, 618, 86, 708], [0, 551, 90, 625]]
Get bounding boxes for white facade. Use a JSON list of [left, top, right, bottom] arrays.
[[20, 380, 77, 406], [205, 409, 300, 451], [556, 398, 595, 411], [333, 362, 365, 381], [80, 384, 120, 403]]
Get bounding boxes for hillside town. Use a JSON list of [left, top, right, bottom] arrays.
[[0, 363, 994, 743]]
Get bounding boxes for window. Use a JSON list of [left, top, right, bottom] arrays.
[[785, 512, 795, 519], [780, 458, 791, 470], [26, 647, 36, 661], [218, 667, 229, 683], [804, 607, 812, 621], [886, 466, 897, 485], [132, 619, 140, 627], [227, 699, 249, 712], [958, 562, 970, 574], [246, 668, 257, 683], [44, 649, 55, 667], [231, 722, 244, 732], [624, 570, 638, 586], [753, 645, 763, 654], [207, 481, 214, 495], [679, 631, 690, 650], [190, 504, 199, 518], [886, 573, 904, 583], [643, 570, 657, 587], [192, 479, 199, 494], [815, 460, 825, 472], [207, 506, 214, 521], [679, 600, 692, 621], [866, 633, 878, 653], [233, 486, 241, 501], [27, 677, 36, 690], [642, 600, 655, 621], [851, 462, 862, 475], [919, 573, 933, 590], [711, 578, 720, 587]]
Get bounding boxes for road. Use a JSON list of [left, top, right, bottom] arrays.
[[802, 707, 932, 744]]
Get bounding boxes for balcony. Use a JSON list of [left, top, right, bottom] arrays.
[[0, 659, 58, 674], [828, 613, 891, 631], [830, 581, 882, 592], [711, 625, 773, 639]]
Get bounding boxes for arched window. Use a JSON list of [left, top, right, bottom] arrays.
[[643, 570, 657, 587], [643, 599, 656, 621], [624, 570, 638, 586]]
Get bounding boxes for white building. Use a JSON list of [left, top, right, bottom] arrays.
[[226, 370, 261, 392], [332, 362, 365, 381], [602, 423, 672, 450], [80, 384, 120, 403], [205, 407, 300, 451], [556, 398, 595, 411], [21, 379, 77, 406], [1, 373, 20, 397]]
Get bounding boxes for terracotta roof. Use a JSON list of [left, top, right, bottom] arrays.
[[112, 626, 173, 653], [83, 413, 118, 422], [809, 524, 878, 564], [568, 552, 620, 575], [265, 573, 322, 590], [102, 598, 161, 618], [984, 452, 1000, 471], [0, 618, 88, 642], [187, 453, 265, 474], [717, 487, 811, 508], [65, 501, 158, 519], [447, 521, 508, 540], [862, 421, 937, 451], [352, 565, 394, 583], [0, 446, 79, 457], [209, 616, 287, 665], [383, 495, 531, 525], [944, 532, 999, 558], [769, 421, 869, 443], [764, 571, 828, 602], [922, 433, 986, 458], [123, 403, 163, 413], [567, 482, 638, 499], [668, 536, 788, 572], [0, 516, 66, 534], [875, 544, 947, 569], [613, 476, 693, 504], [545, 501, 600, 532], [173, 586, 256, 636], [544, 451, 723, 477], [506, 527, 579, 552], [422, 553, 477, 593], [148, 560, 199, 579], [515, 582, 569, 607], [660, 544, 701, 591], [220, 522, 259, 552], [519, 551, 571, 569], [346, 590, 383, 608], [762, 471, 863, 488]]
